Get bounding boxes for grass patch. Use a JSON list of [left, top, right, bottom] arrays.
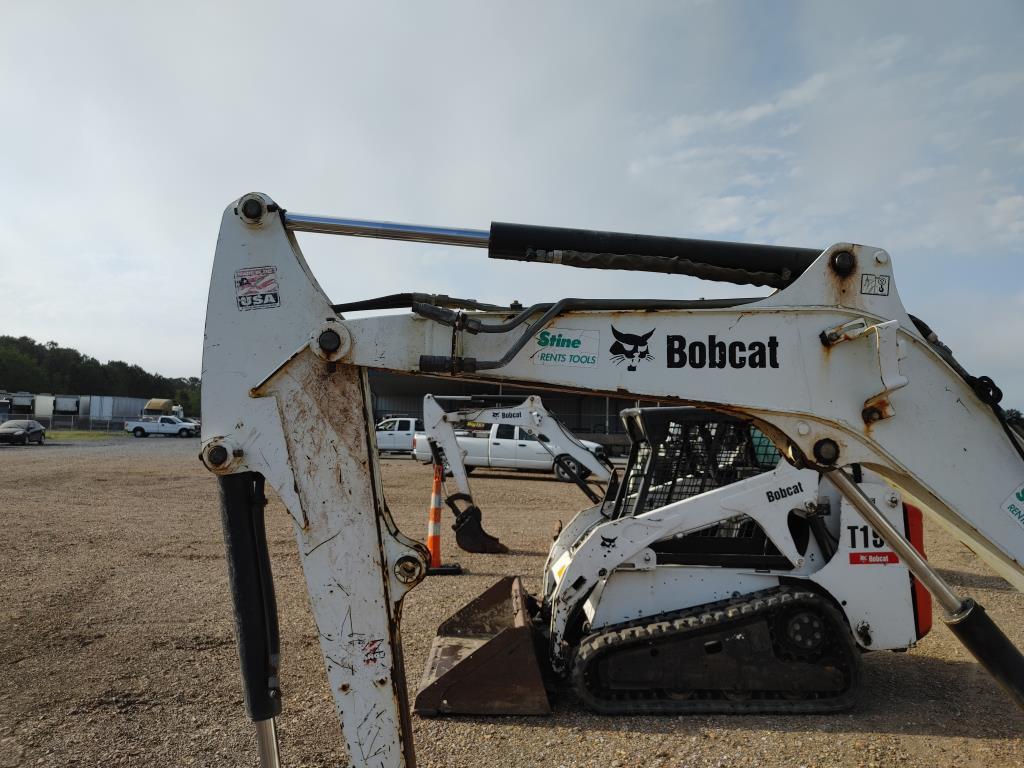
[[47, 430, 128, 441]]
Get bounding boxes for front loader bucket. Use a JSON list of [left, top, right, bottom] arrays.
[[414, 576, 551, 716]]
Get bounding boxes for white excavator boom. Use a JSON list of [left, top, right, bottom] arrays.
[[201, 193, 1024, 767]]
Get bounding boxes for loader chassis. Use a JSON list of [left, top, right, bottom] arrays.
[[201, 193, 1024, 768]]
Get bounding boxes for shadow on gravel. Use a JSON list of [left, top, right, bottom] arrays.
[[444, 655, 1024, 739], [935, 567, 1014, 592]]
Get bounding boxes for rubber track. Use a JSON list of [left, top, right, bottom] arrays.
[[571, 587, 861, 714]]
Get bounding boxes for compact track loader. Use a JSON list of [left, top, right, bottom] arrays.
[[416, 407, 930, 715], [200, 193, 1024, 767]]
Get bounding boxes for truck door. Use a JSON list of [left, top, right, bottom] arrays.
[[488, 424, 518, 467], [375, 419, 397, 451], [159, 417, 174, 433], [515, 427, 552, 469], [394, 419, 415, 453]]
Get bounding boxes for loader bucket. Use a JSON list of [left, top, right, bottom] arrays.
[[414, 576, 551, 716]]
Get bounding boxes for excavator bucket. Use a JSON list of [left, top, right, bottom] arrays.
[[450, 501, 509, 554], [414, 576, 551, 716]]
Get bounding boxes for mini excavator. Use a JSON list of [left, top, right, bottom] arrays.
[[416, 393, 614, 553], [200, 193, 1024, 767]]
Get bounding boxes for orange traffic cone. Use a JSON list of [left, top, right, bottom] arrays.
[[426, 463, 462, 576]]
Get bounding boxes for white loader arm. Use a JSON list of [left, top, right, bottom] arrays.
[[201, 193, 1024, 767], [422, 393, 611, 501]]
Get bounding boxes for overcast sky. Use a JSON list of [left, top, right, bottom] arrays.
[[2, 2, 1022, 403]]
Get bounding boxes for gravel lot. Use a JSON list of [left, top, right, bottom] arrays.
[[1, 439, 1022, 767]]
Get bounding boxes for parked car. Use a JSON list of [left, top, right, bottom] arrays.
[[375, 417, 423, 453], [124, 416, 198, 438], [412, 423, 604, 479], [0, 419, 46, 445]]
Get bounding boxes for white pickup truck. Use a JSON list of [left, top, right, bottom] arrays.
[[125, 416, 198, 438], [413, 422, 605, 479], [375, 417, 424, 453]]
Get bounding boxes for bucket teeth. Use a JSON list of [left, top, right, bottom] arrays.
[[414, 577, 550, 716]]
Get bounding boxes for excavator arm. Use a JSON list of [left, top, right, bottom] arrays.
[[201, 192, 1024, 768], [422, 393, 612, 505]]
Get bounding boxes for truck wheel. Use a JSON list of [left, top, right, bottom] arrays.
[[178, 429, 189, 438], [133, 427, 146, 438], [554, 455, 581, 482]]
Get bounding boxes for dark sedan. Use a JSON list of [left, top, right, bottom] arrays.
[[0, 420, 46, 445]]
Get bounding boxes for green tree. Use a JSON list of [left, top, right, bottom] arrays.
[[0, 336, 200, 410], [0, 346, 47, 391]]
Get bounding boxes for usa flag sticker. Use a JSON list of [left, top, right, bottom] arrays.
[[235, 266, 280, 311]]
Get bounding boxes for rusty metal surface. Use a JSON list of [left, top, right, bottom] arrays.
[[415, 577, 551, 716]]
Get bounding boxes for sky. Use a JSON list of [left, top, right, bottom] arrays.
[[1, 1, 1022, 403]]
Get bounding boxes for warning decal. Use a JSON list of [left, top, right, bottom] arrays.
[[235, 266, 280, 311], [849, 551, 899, 565]]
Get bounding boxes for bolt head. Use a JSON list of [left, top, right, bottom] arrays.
[[207, 445, 229, 466], [862, 407, 883, 424], [812, 438, 840, 465], [318, 329, 342, 353], [394, 556, 424, 584], [240, 197, 263, 221], [830, 250, 856, 276]]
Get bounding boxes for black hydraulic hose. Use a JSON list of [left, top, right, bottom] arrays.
[[419, 296, 760, 373]]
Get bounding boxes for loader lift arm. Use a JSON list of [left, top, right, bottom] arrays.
[[201, 192, 1024, 768]]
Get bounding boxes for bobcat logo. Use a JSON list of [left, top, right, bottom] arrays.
[[600, 535, 618, 549], [609, 326, 655, 371]]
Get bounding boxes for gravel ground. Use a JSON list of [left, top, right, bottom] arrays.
[[1, 439, 1022, 767]]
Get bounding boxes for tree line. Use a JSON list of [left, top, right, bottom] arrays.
[[0, 336, 200, 416]]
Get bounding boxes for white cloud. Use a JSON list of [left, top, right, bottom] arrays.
[[959, 71, 1024, 100], [666, 73, 830, 140], [989, 195, 1024, 237], [0, 2, 1021, 403]]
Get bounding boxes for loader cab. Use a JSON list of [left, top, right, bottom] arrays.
[[610, 407, 792, 569]]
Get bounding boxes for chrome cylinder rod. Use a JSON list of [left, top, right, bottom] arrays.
[[254, 718, 282, 768], [830, 469, 965, 615], [284, 212, 489, 248]]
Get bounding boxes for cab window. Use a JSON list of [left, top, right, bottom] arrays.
[[517, 428, 538, 442], [494, 424, 515, 440], [377, 419, 397, 431]]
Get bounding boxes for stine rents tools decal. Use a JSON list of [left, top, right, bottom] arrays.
[[235, 266, 280, 310], [532, 328, 599, 368], [1002, 482, 1024, 531]]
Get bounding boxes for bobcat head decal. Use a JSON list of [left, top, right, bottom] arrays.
[[609, 326, 655, 372]]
